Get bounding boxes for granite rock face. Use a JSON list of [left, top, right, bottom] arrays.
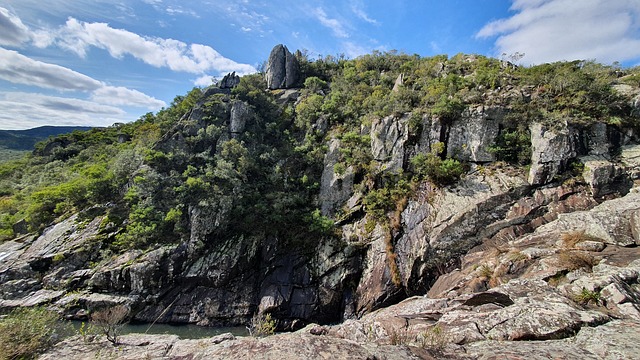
[[265, 44, 300, 89], [219, 71, 241, 89], [370, 113, 409, 172], [446, 106, 502, 163], [528, 122, 579, 185], [319, 138, 355, 217]]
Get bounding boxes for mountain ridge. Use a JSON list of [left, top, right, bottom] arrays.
[[0, 126, 94, 151]]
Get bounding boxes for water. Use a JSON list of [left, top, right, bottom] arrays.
[[122, 322, 248, 338], [71, 321, 248, 339]]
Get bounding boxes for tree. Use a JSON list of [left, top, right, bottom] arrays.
[[91, 305, 129, 345]]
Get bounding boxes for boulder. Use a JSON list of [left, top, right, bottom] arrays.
[[265, 44, 300, 89], [230, 100, 251, 135], [580, 156, 631, 198], [528, 122, 578, 185], [12, 218, 27, 235], [392, 73, 404, 92], [621, 144, 640, 180]]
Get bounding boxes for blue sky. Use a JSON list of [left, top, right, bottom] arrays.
[[1, 0, 639, 130]]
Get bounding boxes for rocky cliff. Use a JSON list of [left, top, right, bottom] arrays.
[[2, 46, 640, 358]]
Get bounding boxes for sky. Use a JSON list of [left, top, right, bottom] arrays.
[[0, 0, 639, 130]]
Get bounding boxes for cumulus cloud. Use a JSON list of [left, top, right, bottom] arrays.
[[0, 47, 102, 91], [0, 6, 256, 76], [56, 18, 256, 75], [90, 86, 166, 109], [0, 92, 128, 129], [313, 8, 349, 38], [193, 75, 215, 87], [0, 7, 32, 46], [477, 0, 640, 65], [0, 48, 166, 109]]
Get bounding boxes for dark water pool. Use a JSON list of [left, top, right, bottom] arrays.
[[71, 321, 248, 339]]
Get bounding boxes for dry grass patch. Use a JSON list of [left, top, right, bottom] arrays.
[[561, 230, 604, 248], [557, 250, 598, 272]]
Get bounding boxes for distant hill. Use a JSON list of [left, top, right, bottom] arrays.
[[0, 126, 94, 151]]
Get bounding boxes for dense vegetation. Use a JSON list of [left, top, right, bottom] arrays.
[[0, 307, 70, 359], [0, 126, 93, 163], [0, 50, 638, 254]]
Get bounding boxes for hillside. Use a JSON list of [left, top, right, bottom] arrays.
[[1, 45, 640, 358], [0, 126, 93, 162]]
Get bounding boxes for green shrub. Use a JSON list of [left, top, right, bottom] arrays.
[[307, 209, 335, 235], [419, 324, 448, 350], [249, 313, 276, 337], [411, 143, 465, 186], [0, 307, 68, 360], [487, 128, 531, 165], [573, 288, 601, 305], [303, 76, 327, 93]]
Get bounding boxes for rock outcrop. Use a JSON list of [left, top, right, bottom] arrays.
[[265, 44, 300, 89], [219, 71, 241, 89], [3, 47, 640, 360]]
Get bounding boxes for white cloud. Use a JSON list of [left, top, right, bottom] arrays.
[[350, 0, 378, 25], [0, 48, 165, 110], [55, 18, 256, 75], [0, 7, 32, 46], [313, 8, 349, 38], [342, 41, 368, 58], [0, 47, 102, 91], [165, 6, 200, 18], [90, 86, 166, 109], [477, 0, 640, 65], [0, 92, 128, 129], [193, 75, 215, 87]]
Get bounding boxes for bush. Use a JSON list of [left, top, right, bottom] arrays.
[[90, 305, 129, 345], [0, 307, 68, 360], [303, 76, 327, 93], [411, 142, 465, 186], [248, 313, 276, 337], [419, 324, 448, 350], [573, 288, 601, 305], [488, 128, 531, 165]]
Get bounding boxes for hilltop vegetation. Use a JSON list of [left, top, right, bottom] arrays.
[[0, 51, 638, 249], [0, 126, 94, 163]]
